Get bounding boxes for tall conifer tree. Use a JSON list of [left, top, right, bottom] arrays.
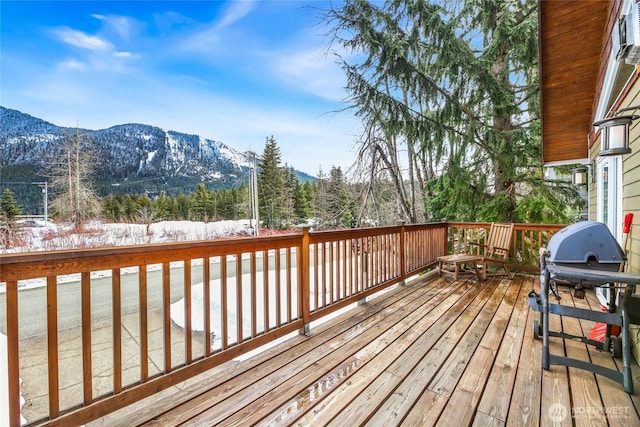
[[258, 136, 286, 228], [1, 188, 22, 220], [324, 0, 581, 223]]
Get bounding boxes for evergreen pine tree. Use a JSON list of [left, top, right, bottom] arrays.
[[282, 165, 298, 227], [312, 167, 329, 228], [328, 166, 352, 228], [1, 188, 22, 220], [258, 136, 286, 228], [192, 183, 214, 222], [177, 194, 191, 220], [153, 194, 170, 221], [323, 0, 580, 223], [294, 180, 310, 223]]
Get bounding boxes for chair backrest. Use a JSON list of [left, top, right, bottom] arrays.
[[485, 223, 514, 260]]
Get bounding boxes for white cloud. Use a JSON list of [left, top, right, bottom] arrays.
[[215, 0, 257, 30], [91, 14, 138, 41], [52, 28, 112, 51], [176, 26, 221, 53], [57, 59, 88, 71], [272, 47, 346, 101], [175, 0, 258, 54]]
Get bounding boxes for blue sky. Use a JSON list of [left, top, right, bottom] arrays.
[[1, 0, 361, 174]]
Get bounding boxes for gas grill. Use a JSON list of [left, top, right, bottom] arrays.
[[529, 221, 640, 393]]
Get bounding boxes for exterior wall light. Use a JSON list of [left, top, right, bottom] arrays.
[[593, 105, 640, 156], [571, 167, 588, 185]]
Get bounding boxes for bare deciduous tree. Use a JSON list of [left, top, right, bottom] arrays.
[[135, 205, 158, 236], [47, 128, 101, 225]]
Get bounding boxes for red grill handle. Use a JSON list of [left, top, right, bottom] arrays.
[[623, 213, 634, 234]]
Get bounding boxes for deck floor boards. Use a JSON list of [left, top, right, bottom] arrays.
[[111, 273, 640, 427]]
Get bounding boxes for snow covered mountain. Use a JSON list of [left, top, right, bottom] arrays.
[[0, 106, 251, 188]]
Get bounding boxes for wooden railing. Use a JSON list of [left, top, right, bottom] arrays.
[[447, 222, 566, 273], [0, 222, 556, 426]]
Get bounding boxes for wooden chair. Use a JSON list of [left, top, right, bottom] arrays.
[[471, 223, 515, 280]]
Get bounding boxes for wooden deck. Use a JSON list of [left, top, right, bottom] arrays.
[[97, 272, 640, 426]]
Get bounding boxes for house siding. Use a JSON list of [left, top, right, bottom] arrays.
[[621, 81, 640, 363], [592, 77, 640, 362]]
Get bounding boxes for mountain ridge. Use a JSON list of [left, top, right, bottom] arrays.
[[1, 106, 250, 180], [0, 106, 314, 213]]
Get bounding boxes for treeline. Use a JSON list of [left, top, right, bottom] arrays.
[[100, 138, 359, 229], [100, 184, 253, 223]]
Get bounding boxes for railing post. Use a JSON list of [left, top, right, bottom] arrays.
[[443, 221, 450, 256], [300, 226, 311, 336], [5, 280, 20, 427], [398, 221, 406, 285], [358, 236, 368, 305], [47, 276, 60, 418]]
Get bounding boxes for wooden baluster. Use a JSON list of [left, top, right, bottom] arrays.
[[162, 263, 171, 372], [251, 252, 257, 338], [6, 280, 20, 427], [263, 251, 269, 333], [300, 227, 310, 335], [47, 276, 59, 418], [329, 241, 334, 304], [221, 255, 228, 350], [112, 269, 122, 394], [81, 272, 93, 403], [138, 267, 148, 382], [236, 253, 243, 344], [275, 250, 282, 327], [286, 247, 292, 322], [203, 258, 211, 357], [184, 261, 192, 364]]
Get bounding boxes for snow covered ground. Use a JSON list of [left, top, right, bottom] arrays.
[[1, 333, 26, 426], [8, 219, 255, 253], [1, 219, 256, 292]]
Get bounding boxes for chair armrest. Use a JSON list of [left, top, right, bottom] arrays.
[[468, 242, 487, 248]]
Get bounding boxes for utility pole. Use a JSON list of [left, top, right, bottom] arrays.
[[31, 181, 48, 225], [247, 151, 259, 237]]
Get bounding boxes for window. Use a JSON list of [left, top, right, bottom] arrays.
[[597, 156, 622, 240], [595, 156, 622, 308]]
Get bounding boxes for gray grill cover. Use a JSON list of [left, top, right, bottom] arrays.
[[547, 221, 625, 271]]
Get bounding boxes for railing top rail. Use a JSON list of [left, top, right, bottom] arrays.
[[307, 223, 447, 241], [0, 233, 303, 282], [447, 222, 567, 230]]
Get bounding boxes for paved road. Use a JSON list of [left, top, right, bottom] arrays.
[[0, 252, 296, 339]]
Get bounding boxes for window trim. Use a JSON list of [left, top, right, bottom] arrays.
[[596, 156, 623, 241]]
